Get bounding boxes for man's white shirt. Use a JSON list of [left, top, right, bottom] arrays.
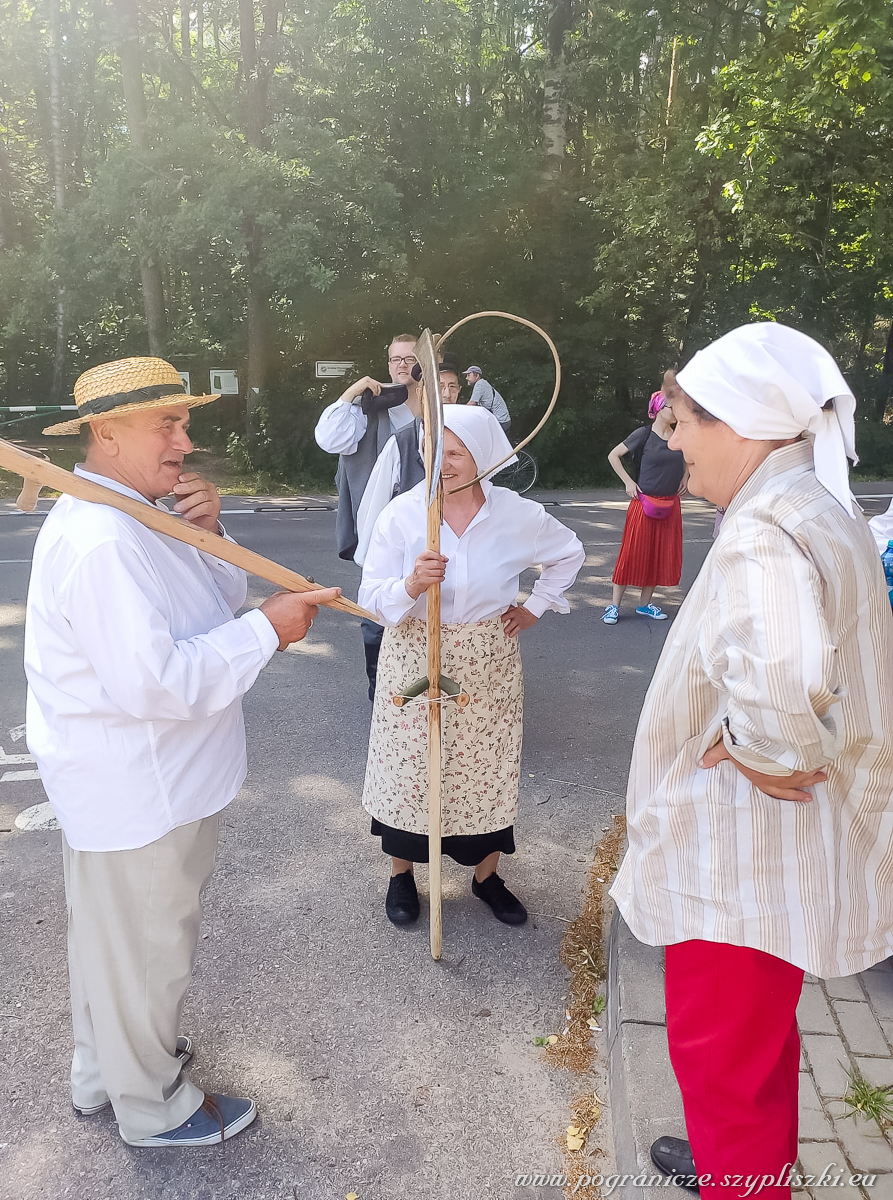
[[24, 467, 280, 852], [314, 397, 414, 455], [354, 436, 402, 565]]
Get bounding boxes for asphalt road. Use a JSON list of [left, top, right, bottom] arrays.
[[1, 483, 891, 1200]]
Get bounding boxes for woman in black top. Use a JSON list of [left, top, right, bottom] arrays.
[[603, 380, 687, 625]]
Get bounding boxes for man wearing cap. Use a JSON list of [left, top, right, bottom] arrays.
[[464, 366, 511, 435], [314, 334, 423, 698], [27, 357, 339, 1147]]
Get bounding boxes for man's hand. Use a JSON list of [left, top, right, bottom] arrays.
[[699, 741, 827, 802], [172, 473, 222, 533], [341, 376, 387, 404], [405, 551, 448, 599], [500, 605, 538, 637], [259, 587, 342, 651]]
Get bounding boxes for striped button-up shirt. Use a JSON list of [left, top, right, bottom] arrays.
[[611, 440, 893, 977]]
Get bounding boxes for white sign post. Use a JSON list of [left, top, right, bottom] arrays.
[[315, 361, 355, 379], [210, 370, 239, 395]]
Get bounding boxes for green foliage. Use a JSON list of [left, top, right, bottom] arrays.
[[1, 0, 893, 483]]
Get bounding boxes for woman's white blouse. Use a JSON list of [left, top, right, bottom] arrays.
[[359, 481, 585, 625]]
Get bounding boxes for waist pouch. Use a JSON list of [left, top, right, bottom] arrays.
[[639, 493, 675, 520]]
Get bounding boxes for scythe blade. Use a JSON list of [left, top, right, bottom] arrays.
[[415, 329, 444, 508]]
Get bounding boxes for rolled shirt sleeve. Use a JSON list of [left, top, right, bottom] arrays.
[[314, 398, 367, 454], [61, 539, 280, 722], [523, 509, 586, 617], [702, 523, 844, 776]]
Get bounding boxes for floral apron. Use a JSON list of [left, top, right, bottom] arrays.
[[362, 616, 523, 836]]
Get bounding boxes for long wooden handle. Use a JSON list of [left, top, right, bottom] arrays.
[[427, 481, 444, 962], [0, 437, 374, 621]]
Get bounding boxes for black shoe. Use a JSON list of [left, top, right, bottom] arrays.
[[385, 870, 420, 926], [649, 1137, 699, 1193], [471, 872, 528, 925]]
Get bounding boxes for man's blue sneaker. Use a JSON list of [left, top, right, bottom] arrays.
[[120, 1092, 257, 1147], [602, 605, 619, 625], [635, 604, 668, 620]]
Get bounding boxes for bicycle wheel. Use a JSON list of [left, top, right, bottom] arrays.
[[493, 450, 538, 494]]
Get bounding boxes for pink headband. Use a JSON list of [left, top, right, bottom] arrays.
[[648, 390, 666, 420]]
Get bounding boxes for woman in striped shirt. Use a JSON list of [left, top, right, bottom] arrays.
[[611, 323, 893, 1198]]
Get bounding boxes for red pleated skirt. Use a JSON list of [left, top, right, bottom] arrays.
[[612, 494, 683, 587]]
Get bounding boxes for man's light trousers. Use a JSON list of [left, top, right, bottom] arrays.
[[62, 813, 219, 1141]]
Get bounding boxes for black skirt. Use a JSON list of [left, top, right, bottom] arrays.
[[370, 817, 515, 867]]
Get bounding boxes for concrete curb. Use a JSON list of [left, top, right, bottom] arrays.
[[605, 906, 690, 1199]]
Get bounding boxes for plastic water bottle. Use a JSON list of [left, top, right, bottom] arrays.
[[882, 540, 893, 609]]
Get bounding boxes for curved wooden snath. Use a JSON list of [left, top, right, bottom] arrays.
[[435, 310, 561, 493]]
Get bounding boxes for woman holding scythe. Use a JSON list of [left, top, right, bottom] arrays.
[[358, 405, 585, 928]]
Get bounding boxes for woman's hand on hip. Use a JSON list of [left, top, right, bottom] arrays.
[[699, 741, 827, 802], [501, 605, 538, 637], [625, 481, 639, 500], [405, 551, 448, 599]]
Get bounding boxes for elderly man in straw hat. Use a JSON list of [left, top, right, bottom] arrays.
[[610, 325, 893, 1196], [25, 357, 339, 1147]]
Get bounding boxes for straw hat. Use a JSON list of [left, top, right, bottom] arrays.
[[44, 357, 220, 435]]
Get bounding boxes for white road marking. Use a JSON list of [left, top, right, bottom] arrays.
[[2, 769, 40, 782], [0, 559, 32, 563], [0, 746, 36, 765], [14, 802, 58, 831]]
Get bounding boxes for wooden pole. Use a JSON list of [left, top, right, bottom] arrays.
[[0, 437, 373, 621], [415, 326, 445, 961], [426, 478, 444, 961]]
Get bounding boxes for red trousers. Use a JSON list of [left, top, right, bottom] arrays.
[[665, 940, 804, 1200]]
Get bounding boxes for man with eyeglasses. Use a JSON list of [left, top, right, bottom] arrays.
[[353, 362, 464, 570], [315, 334, 424, 698]]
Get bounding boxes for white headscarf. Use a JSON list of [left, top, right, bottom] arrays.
[[439, 405, 517, 479], [675, 323, 858, 516]]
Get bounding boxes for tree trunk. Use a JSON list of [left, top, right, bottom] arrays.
[[180, 1, 191, 107], [115, 0, 167, 354], [542, 0, 572, 171], [238, 0, 281, 438], [246, 247, 267, 438], [468, 0, 484, 140], [0, 138, 16, 251], [48, 0, 67, 402]]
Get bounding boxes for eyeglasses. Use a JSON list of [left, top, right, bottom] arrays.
[[388, 355, 418, 365]]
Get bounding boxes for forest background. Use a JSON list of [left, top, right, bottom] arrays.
[[2, 0, 893, 488]]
